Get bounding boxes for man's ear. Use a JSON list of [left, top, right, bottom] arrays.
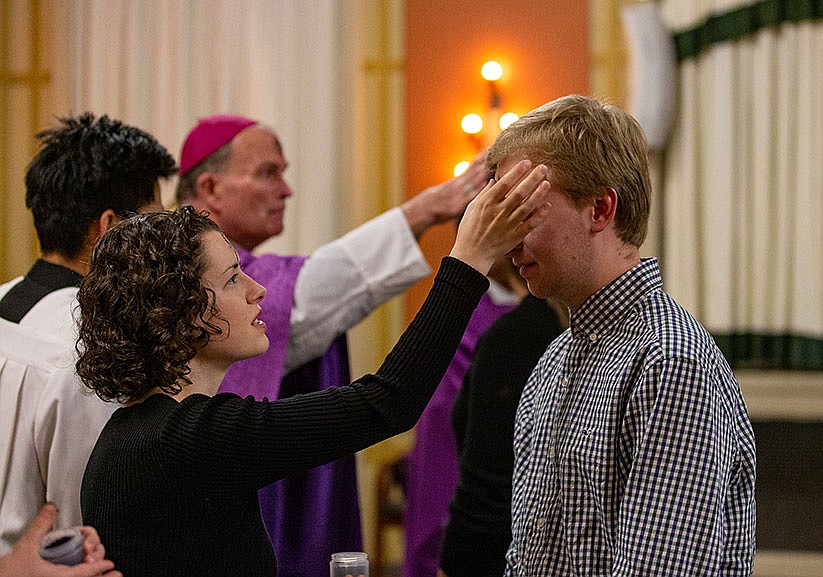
[[591, 187, 618, 233], [94, 209, 119, 240], [196, 172, 221, 211]]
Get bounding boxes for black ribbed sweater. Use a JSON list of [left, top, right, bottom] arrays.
[[80, 257, 487, 577], [440, 294, 563, 577]]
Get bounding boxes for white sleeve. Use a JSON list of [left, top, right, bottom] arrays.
[[35, 367, 117, 528], [284, 207, 432, 372]]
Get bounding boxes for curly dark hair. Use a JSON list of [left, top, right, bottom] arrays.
[[25, 113, 177, 258], [76, 207, 223, 404]]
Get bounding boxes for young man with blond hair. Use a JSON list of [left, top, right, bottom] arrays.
[[491, 95, 756, 576]]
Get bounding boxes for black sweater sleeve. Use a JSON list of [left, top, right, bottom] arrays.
[[159, 256, 489, 491]]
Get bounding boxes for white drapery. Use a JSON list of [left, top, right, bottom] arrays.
[[52, 0, 360, 256], [660, 0, 823, 369]]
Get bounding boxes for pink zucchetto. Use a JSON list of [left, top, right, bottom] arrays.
[[179, 114, 258, 175]]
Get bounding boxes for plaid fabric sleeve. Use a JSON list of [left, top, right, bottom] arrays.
[[613, 356, 739, 576]]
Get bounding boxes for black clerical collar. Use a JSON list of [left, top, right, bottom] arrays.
[[0, 259, 82, 323]]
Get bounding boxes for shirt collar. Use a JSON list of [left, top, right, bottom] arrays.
[[28, 259, 83, 289], [568, 257, 662, 342]]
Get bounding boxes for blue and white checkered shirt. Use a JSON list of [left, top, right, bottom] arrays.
[[505, 258, 756, 576]]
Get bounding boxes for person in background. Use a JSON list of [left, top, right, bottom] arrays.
[[438, 277, 565, 577], [492, 95, 756, 576], [0, 114, 174, 341], [0, 114, 177, 552], [78, 162, 550, 577], [175, 114, 489, 576], [402, 257, 521, 577], [0, 503, 120, 577]]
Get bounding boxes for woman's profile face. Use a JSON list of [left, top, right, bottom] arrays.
[[195, 230, 269, 369]]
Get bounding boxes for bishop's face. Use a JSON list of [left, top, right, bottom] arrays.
[[209, 126, 293, 251]]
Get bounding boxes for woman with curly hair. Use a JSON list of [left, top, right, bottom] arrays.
[[76, 160, 550, 577]]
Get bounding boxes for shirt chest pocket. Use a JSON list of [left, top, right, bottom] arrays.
[[561, 420, 610, 495]]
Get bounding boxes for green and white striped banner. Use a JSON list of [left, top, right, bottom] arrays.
[[659, 0, 823, 369]]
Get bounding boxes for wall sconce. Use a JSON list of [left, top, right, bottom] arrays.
[[455, 60, 519, 176]]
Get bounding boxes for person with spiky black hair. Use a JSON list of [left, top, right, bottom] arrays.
[[0, 113, 177, 553]]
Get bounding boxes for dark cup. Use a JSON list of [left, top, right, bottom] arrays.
[[39, 528, 85, 566]]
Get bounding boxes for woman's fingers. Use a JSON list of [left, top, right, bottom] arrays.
[[450, 162, 550, 273], [78, 526, 104, 562], [509, 179, 552, 226], [474, 159, 533, 203]]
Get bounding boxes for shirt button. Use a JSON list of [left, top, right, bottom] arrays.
[[561, 376, 570, 387], [536, 517, 547, 528], [588, 332, 598, 342]]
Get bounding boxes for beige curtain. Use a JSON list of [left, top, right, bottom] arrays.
[[58, 0, 352, 254], [1, 0, 406, 258], [660, 0, 823, 369]]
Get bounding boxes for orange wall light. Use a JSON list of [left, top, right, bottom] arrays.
[[405, 0, 590, 318]]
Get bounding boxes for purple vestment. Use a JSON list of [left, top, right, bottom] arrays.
[[403, 293, 516, 577], [219, 249, 361, 577]]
